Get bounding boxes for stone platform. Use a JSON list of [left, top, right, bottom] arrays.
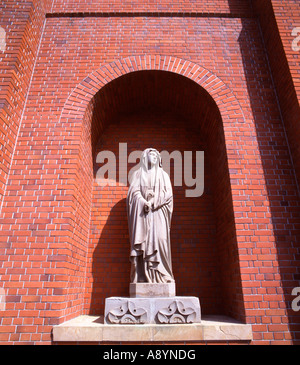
[[104, 296, 201, 325], [52, 315, 253, 343]]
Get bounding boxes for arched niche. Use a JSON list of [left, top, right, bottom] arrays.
[[60, 56, 247, 322]]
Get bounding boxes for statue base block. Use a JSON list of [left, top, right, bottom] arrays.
[[130, 282, 176, 298], [104, 296, 201, 325]]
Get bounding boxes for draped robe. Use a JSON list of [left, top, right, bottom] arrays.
[[127, 149, 175, 283]]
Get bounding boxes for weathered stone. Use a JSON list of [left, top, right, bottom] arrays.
[[130, 282, 176, 298], [127, 148, 175, 284], [52, 315, 253, 343], [104, 296, 201, 325]]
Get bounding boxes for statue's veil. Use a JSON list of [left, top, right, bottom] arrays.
[[136, 148, 162, 190]]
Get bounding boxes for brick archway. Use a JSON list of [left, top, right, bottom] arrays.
[[61, 55, 245, 129], [60, 55, 246, 198], [59, 55, 250, 324]]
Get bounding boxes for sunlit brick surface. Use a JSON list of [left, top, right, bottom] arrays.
[[0, 0, 299, 344]]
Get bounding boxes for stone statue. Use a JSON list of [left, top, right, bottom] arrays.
[[127, 148, 175, 284], [105, 148, 201, 324]]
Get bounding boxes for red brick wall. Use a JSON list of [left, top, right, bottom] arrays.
[[250, 2, 300, 343], [0, 0, 51, 207], [252, 0, 300, 202], [0, 0, 299, 345], [50, 0, 253, 15], [271, 0, 300, 101]]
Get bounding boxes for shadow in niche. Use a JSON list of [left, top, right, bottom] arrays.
[[88, 142, 231, 319], [89, 187, 223, 318], [90, 198, 131, 316], [86, 73, 246, 321]]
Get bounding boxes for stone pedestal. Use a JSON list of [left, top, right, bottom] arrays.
[[130, 282, 176, 298], [104, 296, 201, 324], [104, 282, 201, 325]]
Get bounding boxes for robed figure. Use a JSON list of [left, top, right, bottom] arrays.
[[127, 148, 175, 284]]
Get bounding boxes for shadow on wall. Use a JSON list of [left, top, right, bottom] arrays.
[[90, 198, 131, 314], [89, 186, 223, 318], [87, 112, 223, 317], [233, 1, 300, 342], [85, 73, 245, 321]]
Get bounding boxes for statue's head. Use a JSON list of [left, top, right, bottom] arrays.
[[141, 148, 162, 170], [147, 149, 159, 167]]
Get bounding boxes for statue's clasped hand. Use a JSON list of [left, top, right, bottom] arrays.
[[144, 192, 155, 213], [144, 202, 151, 213]]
